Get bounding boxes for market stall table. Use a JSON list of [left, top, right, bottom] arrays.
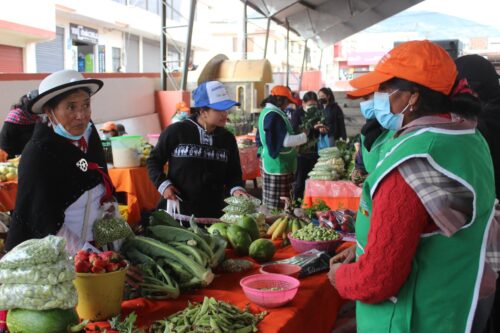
[[303, 180, 362, 211], [88, 243, 352, 333], [108, 167, 160, 225], [0, 181, 17, 212]]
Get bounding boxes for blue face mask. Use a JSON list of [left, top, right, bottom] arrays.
[[373, 90, 410, 130], [359, 99, 375, 119], [51, 112, 91, 140]]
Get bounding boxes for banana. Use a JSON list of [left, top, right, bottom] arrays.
[[267, 217, 283, 236], [271, 217, 289, 240], [291, 219, 300, 233]]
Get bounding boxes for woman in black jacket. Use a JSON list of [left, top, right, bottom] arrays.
[[5, 70, 114, 255], [318, 87, 347, 146], [147, 81, 248, 220]]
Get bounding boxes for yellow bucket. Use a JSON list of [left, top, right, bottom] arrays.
[[74, 266, 128, 321]]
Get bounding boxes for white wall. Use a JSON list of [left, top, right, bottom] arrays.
[[0, 74, 162, 137], [0, 0, 55, 38]]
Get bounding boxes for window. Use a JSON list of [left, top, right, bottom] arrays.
[[112, 47, 121, 72], [147, 0, 159, 14], [131, 0, 146, 9], [166, 0, 182, 21]]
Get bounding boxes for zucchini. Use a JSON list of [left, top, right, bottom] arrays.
[[148, 225, 214, 259], [126, 236, 214, 286]]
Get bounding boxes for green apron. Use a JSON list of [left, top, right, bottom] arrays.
[[355, 127, 496, 333], [257, 104, 297, 175], [360, 130, 394, 174]]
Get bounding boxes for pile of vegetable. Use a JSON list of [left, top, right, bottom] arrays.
[[74, 250, 128, 273], [265, 198, 311, 246], [93, 215, 134, 248], [121, 211, 227, 299], [0, 236, 86, 333], [149, 296, 267, 333], [209, 215, 276, 263], [220, 197, 267, 237], [290, 223, 341, 242], [308, 139, 356, 181]]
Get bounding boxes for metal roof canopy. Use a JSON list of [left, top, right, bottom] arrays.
[[244, 0, 424, 48]]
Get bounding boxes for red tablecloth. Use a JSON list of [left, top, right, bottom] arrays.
[[108, 167, 160, 225], [303, 180, 362, 211], [0, 181, 17, 212], [87, 244, 348, 333]]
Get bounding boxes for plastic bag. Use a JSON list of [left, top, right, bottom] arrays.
[[317, 133, 330, 152], [0, 281, 78, 310], [93, 202, 134, 248], [0, 259, 75, 285], [265, 249, 332, 278], [0, 235, 66, 269]]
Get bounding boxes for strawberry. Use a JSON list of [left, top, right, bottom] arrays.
[[92, 258, 107, 269], [91, 265, 106, 273], [117, 260, 128, 268], [105, 263, 120, 272], [75, 260, 91, 273], [89, 253, 99, 264]]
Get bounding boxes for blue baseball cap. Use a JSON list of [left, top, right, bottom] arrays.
[[193, 81, 240, 111]]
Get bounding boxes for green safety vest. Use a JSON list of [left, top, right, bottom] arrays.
[[360, 130, 394, 174], [257, 104, 297, 174], [355, 127, 496, 333]]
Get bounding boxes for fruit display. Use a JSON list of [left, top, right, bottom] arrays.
[[0, 162, 18, 182], [308, 139, 356, 181], [220, 196, 268, 237], [267, 216, 308, 242], [121, 212, 227, 299], [74, 250, 128, 273], [249, 239, 276, 263], [149, 296, 267, 333], [317, 209, 356, 233]]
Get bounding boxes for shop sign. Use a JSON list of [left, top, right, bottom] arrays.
[[70, 23, 98, 44]]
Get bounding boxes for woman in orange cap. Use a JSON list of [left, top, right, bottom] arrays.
[[99, 121, 118, 138], [257, 85, 307, 209], [327, 40, 497, 333], [171, 101, 190, 124]]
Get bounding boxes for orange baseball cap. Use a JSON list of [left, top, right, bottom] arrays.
[[346, 85, 378, 99], [271, 85, 294, 103], [100, 121, 117, 132], [176, 101, 190, 112], [349, 40, 457, 95]]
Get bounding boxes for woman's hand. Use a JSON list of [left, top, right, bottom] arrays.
[[327, 262, 342, 288], [330, 244, 356, 265], [314, 123, 329, 134], [163, 185, 180, 201], [233, 189, 250, 197]]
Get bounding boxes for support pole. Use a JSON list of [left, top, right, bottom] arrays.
[[299, 40, 308, 92], [286, 19, 290, 88], [160, 0, 167, 90], [181, 0, 197, 91], [263, 17, 271, 59], [242, 1, 248, 59]]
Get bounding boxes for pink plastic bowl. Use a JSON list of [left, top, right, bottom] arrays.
[[288, 233, 342, 254], [240, 273, 300, 308], [259, 264, 301, 278]]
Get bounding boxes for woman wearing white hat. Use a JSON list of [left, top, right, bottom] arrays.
[[5, 69, 116, 255]]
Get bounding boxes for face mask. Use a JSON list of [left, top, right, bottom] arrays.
[[373, 90, 409, 130], [305, 104, 317, 111], [51, 111, 91, 140], [103, 132, 113, 139], [359, 99, 375, 119], [319, 98, 327, 105], [177, 112, 188, 120]]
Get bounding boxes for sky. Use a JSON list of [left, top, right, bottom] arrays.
[[408, 0, 500, 29]]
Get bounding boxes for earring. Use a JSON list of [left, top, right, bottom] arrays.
[[410, 106, 414, 112]]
